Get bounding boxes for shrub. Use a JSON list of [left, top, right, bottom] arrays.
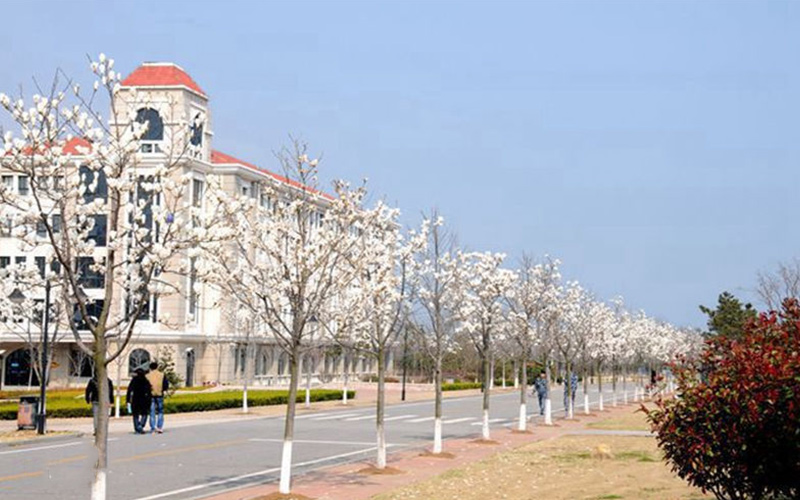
[[646, 299, 800, 500], [0, 389, 355, 419], [442, 382, 482, 391]]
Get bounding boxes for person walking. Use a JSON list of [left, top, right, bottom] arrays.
[[126, 368, 152, 434], [563, 372, 579, 416], [85, 374, 113, 436], [146, 361, 169, 434], [533, 371, 548, 416]]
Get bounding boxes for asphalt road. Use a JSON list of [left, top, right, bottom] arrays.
[[0, 383, 625, 500]]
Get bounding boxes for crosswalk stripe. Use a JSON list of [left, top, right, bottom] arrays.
[[442, 417, 473, 424], [383, 414, 417, 422], [407, 416, 435, 423], [309, 413, 361, 421]]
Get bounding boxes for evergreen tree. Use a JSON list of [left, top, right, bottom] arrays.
[[699, 292, 757, 340]]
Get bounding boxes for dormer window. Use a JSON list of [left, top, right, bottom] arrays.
[[135, 108, 164, 153]]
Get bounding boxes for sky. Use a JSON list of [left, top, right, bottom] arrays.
[[0, 0, 797, 328]]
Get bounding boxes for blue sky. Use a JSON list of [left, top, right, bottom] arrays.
[[1, 0, 797, 327]]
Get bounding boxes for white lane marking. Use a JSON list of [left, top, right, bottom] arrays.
[[383, 414, 417, 422], [0, 441, 83, 455], [134, 446, 377, 500], [249, 438, 391, 447], [470, 418, 508, 426], [407, 416, 434, 423], [307, 413, 361, 421], [343, 414, 375, 421], [442, 417, 473, 424]]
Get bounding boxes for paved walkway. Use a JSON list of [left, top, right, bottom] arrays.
[[203, 401, 648, 500]]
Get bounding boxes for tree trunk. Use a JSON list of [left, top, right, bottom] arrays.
[[501, 361, 506, 388], [488, 354, 495, 391], [278, 351, 300, 494], [583, 365, 590, 415], [91, 335, 108, 500], [342, 354, 349, 405], [518, 355, 527, 431], [544, 357, 553, 425], [598, 362, 604, 411], [304, 355, 311, 409], [114, 359, 121, 419], [242, 347, 249, 414], [376, 348, 387, 469], [433, 358, 443, 454], [566, 361, 574, 419], [481, 348, 491, 440], [513, 360, 519, 389]]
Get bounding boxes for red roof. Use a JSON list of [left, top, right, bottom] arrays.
[[121, 63, 206, 97], [211, 150, 334, 200]]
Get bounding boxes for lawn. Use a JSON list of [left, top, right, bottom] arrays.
[[373, 410, 709, 500]]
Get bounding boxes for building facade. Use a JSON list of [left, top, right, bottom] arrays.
[[0, 62, 382, 389]]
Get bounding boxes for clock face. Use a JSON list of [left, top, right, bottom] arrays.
[[190, 112, 203, 146]]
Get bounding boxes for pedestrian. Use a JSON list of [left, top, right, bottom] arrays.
[[533, 371, 548, 416], [85, 374, 113, 436], [126, 368, 152, 434], [563, 372, 578, 416], [146, 361, 169, 434]]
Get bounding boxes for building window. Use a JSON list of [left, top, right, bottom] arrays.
[[17, 176, 29, 196], [52, 214, 62, 234], [15, 256, 26, 267], [192, 179, 204, 207], [190, 112, 203, 147], [278, 353, 287, 376], [128, 348, 151, 374], [0, 256, 9, 269], [80, 166, 108, 203], [188, 257, 198, 321], [73, 300, 104, 331], [35, 257, 45, 278], [1, 175, 13, 191], [135, 108, 164, 153], [77, 257, 104, 288], [69, 347, 94, 377]]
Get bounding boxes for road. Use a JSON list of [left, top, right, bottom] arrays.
[[0, 384, 621, 499]]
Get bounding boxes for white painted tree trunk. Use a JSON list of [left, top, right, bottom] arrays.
[[433, 417, 442, 454], [279, 440, 293, 494], [243, 387, 249, 413], [544, 398, 552, 425], [502, 362, 506, 388], [513, 360, 519, 389], [482, 409, 490, 440], [91, 470, 106, 500], [114, 396, 120, 419], [518, 403, 527, 431], [377, 421, 387, 468], [599, 393, 604, 412], [583, 394, 590, 415], [568, 397, 574, 419], [342, 358, 349, 405]]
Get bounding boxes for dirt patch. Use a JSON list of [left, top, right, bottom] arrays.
[[510, 429, 534, 434], [468, 439, 499, 445], [419, 450, 456, 459], [357, 465, 404, 475], [0, 430, 76, 442], [252, 493, 315, 500], [588, 406, 652, 431]]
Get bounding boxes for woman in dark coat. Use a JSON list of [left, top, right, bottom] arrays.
[[126, 368, 152, 434]]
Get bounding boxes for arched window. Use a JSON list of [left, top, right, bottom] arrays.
[[189, 112, 203, 147], [128, 348, 151, 374], [135, 108, 164, 153], [278, 352, 287, 375], [4, 349, 37, 386]]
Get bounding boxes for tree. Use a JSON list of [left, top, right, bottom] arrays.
[[451, 251, 515, 440], [647, 299, 800, 500], [340, 203, 428, 469], [410, 212, 458, 453], [199, 142, 366, 494], [0, 54, 204, 499], [699, 292, 756, 340], [756, 258, 800, 311]]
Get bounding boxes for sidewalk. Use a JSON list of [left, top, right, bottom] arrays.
[[203, 402, 644, 500], [0, 383, 509, 436]]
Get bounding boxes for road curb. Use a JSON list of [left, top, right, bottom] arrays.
[[0, 431, 84, 449]]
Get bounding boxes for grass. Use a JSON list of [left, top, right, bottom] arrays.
[[372, 411, 709, 500], [586, 407, 652, 432]]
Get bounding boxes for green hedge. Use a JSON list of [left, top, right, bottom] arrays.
[[442, 382, 483, 391], [0, 389, 355, 420]]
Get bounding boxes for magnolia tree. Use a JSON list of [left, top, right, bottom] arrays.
[[0, 55, 207, 499], [409, 212, 459, 454], [198, 143, 367, 494], [451, 251, 515, 440], [579, 299, 615, 413], [506, 255, 562, 430], [337, 202, 428, 469]]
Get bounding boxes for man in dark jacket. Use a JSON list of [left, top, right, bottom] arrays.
[[126, 368, 152, 434], [533, 372, 549, 416], [85, 375, 114, 436]]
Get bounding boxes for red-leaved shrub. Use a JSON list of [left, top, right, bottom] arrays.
[[646, 299, 800, 500]]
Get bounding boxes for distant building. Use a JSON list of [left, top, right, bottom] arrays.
[[0, 62, 382, 389]]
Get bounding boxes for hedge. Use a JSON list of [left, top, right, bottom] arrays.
[[441, 382, 483, 391], [0, 389, 355, 420]]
